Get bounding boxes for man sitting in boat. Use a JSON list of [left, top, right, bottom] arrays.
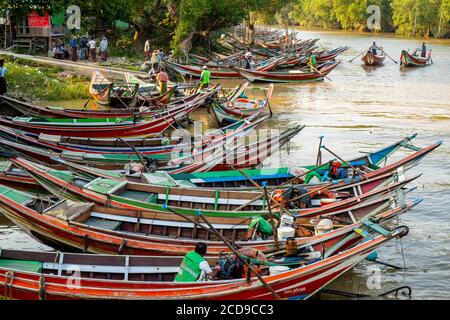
[[329, 161, 348, 180], [174, 242, 221, 282], [148, 62, 159, 81]]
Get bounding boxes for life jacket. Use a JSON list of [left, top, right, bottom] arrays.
[[174, 251, 204, 282], [273, 190, 285, 203]]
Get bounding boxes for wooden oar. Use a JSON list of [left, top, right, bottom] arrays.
[[195, 210, 281, 300], [117, 137, 149, 172], [380, 49, 398, 64], [349, 50, 366, 62]]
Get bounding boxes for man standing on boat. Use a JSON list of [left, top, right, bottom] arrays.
[[244, 49, 253, 69], [0, 59, 7, 95], [174, 242, 221, 282], [421, 42, 427, 58], [199, 66, 211, 90], [308, 52, 317, 72], [370, 42, 379, 55]]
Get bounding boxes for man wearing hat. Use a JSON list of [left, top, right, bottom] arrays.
[[199, 65, 211, 90], [0, 59, 7, 95]]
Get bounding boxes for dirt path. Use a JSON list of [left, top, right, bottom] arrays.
[[0, 50, 147, 78]]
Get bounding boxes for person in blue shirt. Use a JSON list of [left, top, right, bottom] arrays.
[[0, 59, 7, 95], [329, 161, 348, 180], [69, 36, 78, 62]]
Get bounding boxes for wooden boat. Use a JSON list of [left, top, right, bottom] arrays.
[[314, 47, 349, 63], [362, 49, 386, 66], [0, 90, 216, 119], [0, 181, 416, 256], [89, 70, 113, 105], [0, 103, 198, 138], [165, 57, 282, 79], [400, 49, 432, 67], [0, 112, 254, 155], [0, 225, 407, 300], [0, 115, 301, 172], [235, 61, 340, 83], [6, 155, 418, 225], [212, 83, 274, 124]]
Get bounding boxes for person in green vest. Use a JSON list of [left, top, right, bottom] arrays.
[[199, 65, 211, 90], [174, 242, 220, 282], [308, 52, 317, 72]]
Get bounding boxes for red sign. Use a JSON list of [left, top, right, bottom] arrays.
[[28, 11, 50, 27]]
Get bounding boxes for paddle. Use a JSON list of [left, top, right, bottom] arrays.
[[308, 63, 333, 82], [380, 48, 398, 64], [349, 50, 366, 62]]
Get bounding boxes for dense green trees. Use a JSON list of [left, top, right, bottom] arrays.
[[290, 0, 449, 37], [1, 0, 449, 57]]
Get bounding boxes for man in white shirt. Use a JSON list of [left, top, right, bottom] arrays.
[[88, 38, 97, 62], [144, 40, 150, 61]]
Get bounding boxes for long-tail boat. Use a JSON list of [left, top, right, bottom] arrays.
[[0, 103, 198, 138], [0, 89, 217, 119], [235, 61, 340, 83], [6, 154, 419, 225], [165, 56, 283, 79], [0, 226, 408, 299], [0, 180, 416, 256], [362, 49, 386, 66], [400, 49, 432, 67], [0, 112, 262, 155]]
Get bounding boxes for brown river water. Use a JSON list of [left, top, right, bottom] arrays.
[[0, 29, 449, 299]]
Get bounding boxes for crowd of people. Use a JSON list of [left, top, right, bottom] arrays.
[[52, 35, 109, 63]]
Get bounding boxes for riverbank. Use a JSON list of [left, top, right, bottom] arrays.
[[0, 55, 90, 101]]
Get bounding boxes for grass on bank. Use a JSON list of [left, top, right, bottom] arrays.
[[1, 55, 90, 101]]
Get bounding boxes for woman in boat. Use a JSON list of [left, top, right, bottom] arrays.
[[0, 59, 7, 95], [329, 161, 348, 180], [174, 242, 221, 282], [156, 67, 169, 94]]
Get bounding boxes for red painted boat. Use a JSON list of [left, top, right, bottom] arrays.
[[0, 90, 215, 119], [0, 103, 198, 138], [400, 49, 432, 67], [235, 61, 340, 83], [362, 50, 386, 66], [0, 227, 408, 300]]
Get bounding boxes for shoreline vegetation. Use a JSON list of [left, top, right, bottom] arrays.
[[0, 55, 90, 101]]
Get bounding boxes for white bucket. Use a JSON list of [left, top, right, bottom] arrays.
[[269, 265, 290, 275], [277, 226, 295, 240]]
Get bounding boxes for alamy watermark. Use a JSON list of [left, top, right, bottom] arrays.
[[367, 5, 381, 31]]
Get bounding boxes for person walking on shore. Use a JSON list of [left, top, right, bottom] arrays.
[[99, 36, 108, 62], [0, 59, 8, 95], [144, 40, 151, 61], [69, 36, 78, 62], [79, 36, 88, 61], [88, 38, 97, 62]]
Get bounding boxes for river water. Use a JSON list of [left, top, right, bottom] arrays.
[[0, 29, 449, 299]]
